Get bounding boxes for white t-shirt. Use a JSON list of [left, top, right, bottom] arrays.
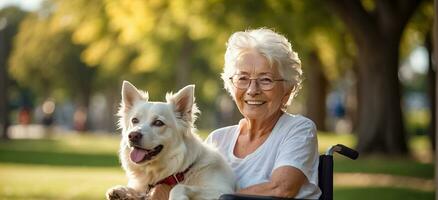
[[205, 113, 321, 199]]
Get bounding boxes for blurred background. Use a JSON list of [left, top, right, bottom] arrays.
[[0, 0, 435, 199]]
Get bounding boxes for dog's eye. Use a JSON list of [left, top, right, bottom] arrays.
[[131, 118, 139, 124], [152, 120, 165, 127]]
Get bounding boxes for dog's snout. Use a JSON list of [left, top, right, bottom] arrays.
[[128, 132, 142, 143]]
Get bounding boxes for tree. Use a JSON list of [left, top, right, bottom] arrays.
[[287, 1, 355, 131], [401, 1, 435, 150], [38, 0, 357, 130], [0, 6, 26, 139], [433, 1, 438, 197], [9, 8, 96, 130], [417, 3, 435, 151], [326, 0, 424, 154], [48, 0, 305, 128]]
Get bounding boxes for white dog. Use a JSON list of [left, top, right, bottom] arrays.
[[106, 81, 235, 200]]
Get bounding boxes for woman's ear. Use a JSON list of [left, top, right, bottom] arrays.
[[281, 87, 293, 107]]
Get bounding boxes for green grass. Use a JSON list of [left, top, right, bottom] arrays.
[[334, 187, 434, 200], [0, 164, 125, 200], [0, 134, 124, 199], [0, 132, 434, 200], [318, 133, 434, 179], [0, 134, 121, 167], [333, 156, 434, 179], [0, 134, 121, 154]]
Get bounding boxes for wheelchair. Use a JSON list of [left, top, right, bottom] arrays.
[[219, 144, 359, 200]]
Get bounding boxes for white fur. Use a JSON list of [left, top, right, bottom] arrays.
[[106, 81, 235, 200]]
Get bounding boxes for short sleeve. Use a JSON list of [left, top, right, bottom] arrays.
[[203, 126, 237, 155], [204, 129, 221, 148], [273, 120, 319, 183]]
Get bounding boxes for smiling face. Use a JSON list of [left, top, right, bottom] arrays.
[[232, 51, 291, 121], [118, 81, 197, 165], [123, 102, 176, 164]]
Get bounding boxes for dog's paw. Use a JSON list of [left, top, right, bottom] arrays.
[[106, 185, 144, 200]]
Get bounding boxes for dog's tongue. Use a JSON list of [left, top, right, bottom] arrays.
[[130, 148, 148, 163]]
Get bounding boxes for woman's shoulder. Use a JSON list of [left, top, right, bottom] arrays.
[[276, 113, 318, 141], [212, 124, 238, 133], [281, 113, 316, 129], [207, 125, 238, 141]]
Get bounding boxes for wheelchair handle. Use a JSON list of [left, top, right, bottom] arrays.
[[325, 144, 359, 160]]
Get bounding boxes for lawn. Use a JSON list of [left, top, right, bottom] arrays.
[[0, 132, 434, 200], [0, 164, 125, 200]]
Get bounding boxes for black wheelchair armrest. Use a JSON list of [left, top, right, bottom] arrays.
[[220, 194, 313, 200]]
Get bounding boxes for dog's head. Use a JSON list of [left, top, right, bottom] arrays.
[[118, 81, 199, 165]]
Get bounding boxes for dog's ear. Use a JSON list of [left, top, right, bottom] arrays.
[[121, 81, 148, 110], [167, 85, 199, 122]]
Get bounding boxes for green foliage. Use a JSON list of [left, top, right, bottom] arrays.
[[6, 0, 355, 111], [405, 109, 431, 136], [44, 0, 353, 128], [9, 12, 95, 102], [3, 0, 434, 135], [400, 0, 434, 59], [0, 6, 27, 37]]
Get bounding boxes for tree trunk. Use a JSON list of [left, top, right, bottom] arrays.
[[176, 35, 194, 89], [426, 31, 436, 150], [356, 38, 407, 154], [326, 0, 422, 155], [433, 0, 438, 198], [73, 85, 92, 132], [305, 51, 328, 131], [350, 62, 360, 132], [0, 23, 10, 140]]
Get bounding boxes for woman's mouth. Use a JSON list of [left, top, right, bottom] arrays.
[[245, 100, 266, 105]]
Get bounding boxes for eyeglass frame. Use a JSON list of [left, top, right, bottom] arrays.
[[229, 74, 289, 91]]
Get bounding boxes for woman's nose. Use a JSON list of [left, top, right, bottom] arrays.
[[246, 79, 261, 96]]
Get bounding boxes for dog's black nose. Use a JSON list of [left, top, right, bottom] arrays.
[[128, 132, 142, 143]]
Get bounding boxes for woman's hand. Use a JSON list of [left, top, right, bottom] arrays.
[[148, 184, 172, 200]]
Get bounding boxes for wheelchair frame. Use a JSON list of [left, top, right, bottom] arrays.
[[219, 144, 359, 200]]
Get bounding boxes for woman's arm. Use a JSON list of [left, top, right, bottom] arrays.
[[237, 166, 307, 198], [148, 184, 172, 200]]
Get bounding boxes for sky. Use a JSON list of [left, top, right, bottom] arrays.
[[409, 46, 428, 74], [0, 0, 42, 11]]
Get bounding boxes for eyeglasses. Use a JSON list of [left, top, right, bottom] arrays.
[[229, 74, 287, 91]]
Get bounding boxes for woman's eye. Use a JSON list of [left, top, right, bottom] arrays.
[[152, 120, 165, 127], [259, 78, 273, 84], [131, 118, 139, 124], [238, 76, 249, 81]]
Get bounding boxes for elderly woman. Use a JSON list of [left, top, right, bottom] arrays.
[[149, 28, 320, 200], [205, 28, 321, 199]]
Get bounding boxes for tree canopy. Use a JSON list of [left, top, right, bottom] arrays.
[[3, 0, 434, 155]]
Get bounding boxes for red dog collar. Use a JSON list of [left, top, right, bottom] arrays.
[[152, 165, 193, 187]]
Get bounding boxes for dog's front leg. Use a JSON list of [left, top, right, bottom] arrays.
[[106, 185, 147, 200]]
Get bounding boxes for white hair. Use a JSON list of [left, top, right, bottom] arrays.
[[221, 28, 303, 107]]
